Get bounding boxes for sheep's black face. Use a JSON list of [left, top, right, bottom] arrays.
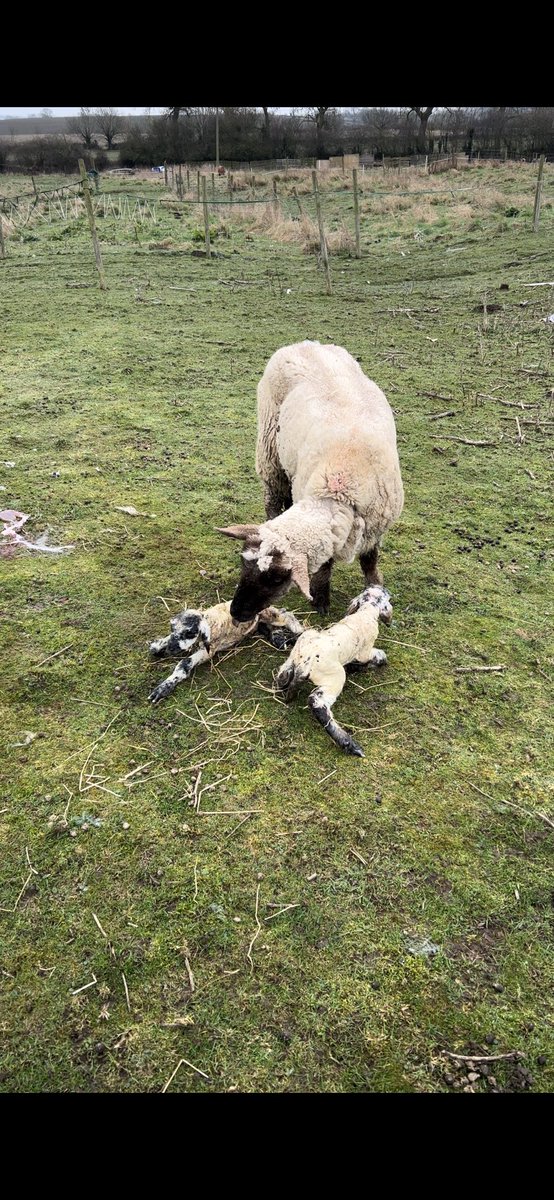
[[230, 550, 292, 622]]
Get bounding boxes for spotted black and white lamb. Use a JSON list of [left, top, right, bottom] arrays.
[[148, 601, 304, 704], [275, 585, 393, 757]]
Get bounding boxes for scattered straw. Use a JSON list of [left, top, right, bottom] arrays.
[[246, 884, 262, 972]]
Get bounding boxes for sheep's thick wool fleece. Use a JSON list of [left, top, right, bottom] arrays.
[[256, 340, 404, 547]]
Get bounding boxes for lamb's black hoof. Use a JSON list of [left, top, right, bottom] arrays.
[[344, 739, 365, 758], [149, 681, 174, 704]]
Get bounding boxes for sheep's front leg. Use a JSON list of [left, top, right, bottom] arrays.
[[148, 646, 210, 704], [360, 545, 383, 587], [309, 558, 333, 616], [308, 685, 364, 758], [263, 475, 293, 520]]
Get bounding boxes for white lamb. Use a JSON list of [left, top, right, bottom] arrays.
[[148, 601, 304, 704], [218, 341, 404, 621], [275, 585, 393, 757]]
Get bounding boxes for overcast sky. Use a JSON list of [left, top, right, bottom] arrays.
[[0, 107, 304, 119]]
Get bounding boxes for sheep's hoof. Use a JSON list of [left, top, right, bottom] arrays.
[[344, 738, 365, 757], [148, 681, 174, 704]]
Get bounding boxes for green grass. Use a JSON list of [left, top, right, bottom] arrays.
[[1, 163, 553, 1092]]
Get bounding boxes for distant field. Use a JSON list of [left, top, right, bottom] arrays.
[[1, 162, 553, 1093]]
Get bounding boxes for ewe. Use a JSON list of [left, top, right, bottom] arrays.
[[219, 341, 403, 620]]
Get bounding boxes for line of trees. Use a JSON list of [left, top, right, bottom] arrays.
[[119, 107, 554, 166], [2, 108, 553, 175]]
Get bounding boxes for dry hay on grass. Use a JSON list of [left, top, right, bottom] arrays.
[[228, 203, 356, 254]]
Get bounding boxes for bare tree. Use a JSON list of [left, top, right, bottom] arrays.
[[407, 106, 435, 153], [66, 107, 97, 148], [165, 107, 193, 122], [261, 106, 272, 139], [95, 107, 125, 150]]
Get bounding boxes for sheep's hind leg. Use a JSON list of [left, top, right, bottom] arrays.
[[360, 545, 383, 586], [345, 649, 387, 674], [308, 686, 364, 757], [149, 646, 209, 704], [309, 558, 333, 616]]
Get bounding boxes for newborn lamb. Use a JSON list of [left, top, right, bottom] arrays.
[[275, 585, 393, 757], [148, 601, 303, 704]]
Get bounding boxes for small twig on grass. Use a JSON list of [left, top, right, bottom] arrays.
[[264, 903, 300, 922], [122, 972, 131, 1012], [92, 912, 117, 958], [184, 957, 195, 993], [443, 1050, 524, 1063], [418, 390, 455, 403], [199, 808, 263, 816], [161, 1057, 210, 1092], [71, 974, 98, 995], [426, 409, 458, 420], [430, 435, 501, 446], [224, 813, 254, 840], [317, 768, 337, 786], [455, 664, 506, 673], [246, 884, 262, 973], [379, 635, 428, 654], [468, 781, 554, 832], [349, 847, 368, 867], [515, 415, 524, 444], [32, 643, 74, 670], [193, 857, 199, 902]]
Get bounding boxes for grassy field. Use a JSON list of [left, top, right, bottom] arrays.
[[1, 162, 553, 1093]]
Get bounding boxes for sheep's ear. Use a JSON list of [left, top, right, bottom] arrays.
[[346, 591, 365, 615], [291, 553, 312, 602], [216, 524, 260, 541]]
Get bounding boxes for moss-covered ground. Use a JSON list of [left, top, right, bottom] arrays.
[[1, 162, 553, 1092]]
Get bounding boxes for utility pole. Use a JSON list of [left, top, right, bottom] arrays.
[[216, 106, 220, 171]]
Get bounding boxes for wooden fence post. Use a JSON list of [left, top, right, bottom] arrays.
[[228, 173, 233, 199], [312, 169, 332, 295], [533, 154, 545, 233], [78, 159, 106, 289], [178, 163, 183, 199], [186, 167, 190, 192], [202, 175, 211, 258], [292, 186, 303, 216], [0, 213, 5, 259], [352, 167, 361, 259], [164, 162, 168, 187], [197, 170, 201, 202], [212, 171, 216, 200], [272, 177, 279, 216]]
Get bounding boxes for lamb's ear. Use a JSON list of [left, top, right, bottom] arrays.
[[216, 524, 260, 541], [346, 592, 365, 615], [291, 553, 312, 602]]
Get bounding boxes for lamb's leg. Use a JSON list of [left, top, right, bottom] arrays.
[[275, 658, 303, 702], [308, 685, 364, 758], [257, 606, 304, 650], [309, 558, 333, 616], [148, 646, 209, 704], [345, 649, 387, 674], [360, 545, 383, 586]]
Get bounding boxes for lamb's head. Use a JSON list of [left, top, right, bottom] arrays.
[[169, 609, 210, 653], [216, 524, 312, 621], [346, 585, 393, 625]]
